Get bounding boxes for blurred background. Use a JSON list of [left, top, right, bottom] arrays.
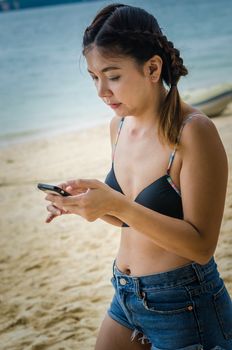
[[0, 0, 232, 146]]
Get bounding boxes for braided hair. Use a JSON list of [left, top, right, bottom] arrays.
[[82, 3, 188, 145]]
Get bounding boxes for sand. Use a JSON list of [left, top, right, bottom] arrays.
[[0, 105, 231, 350]]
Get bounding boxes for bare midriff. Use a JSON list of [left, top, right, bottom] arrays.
[[116, 228, 192, 276]]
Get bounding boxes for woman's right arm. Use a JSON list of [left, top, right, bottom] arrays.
[[98, 116, 123, 227]]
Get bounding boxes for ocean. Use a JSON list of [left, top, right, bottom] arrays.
[[0, 0, 231, 146]]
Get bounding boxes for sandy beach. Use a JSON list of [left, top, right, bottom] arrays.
[[0, 105, 231, 350]]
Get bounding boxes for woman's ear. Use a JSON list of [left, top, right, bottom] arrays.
[[146, 55, 163, 83]]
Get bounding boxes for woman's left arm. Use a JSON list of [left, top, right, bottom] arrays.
[[45, 117, 228, 264], [109, 117, 228, 264]]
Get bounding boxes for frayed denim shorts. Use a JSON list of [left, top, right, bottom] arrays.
[[107, 257, 232, 350]]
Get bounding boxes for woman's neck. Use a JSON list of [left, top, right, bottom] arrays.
[[126, 84, 168, 133]]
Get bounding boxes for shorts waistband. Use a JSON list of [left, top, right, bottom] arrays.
[[112, 257, 217, 291]]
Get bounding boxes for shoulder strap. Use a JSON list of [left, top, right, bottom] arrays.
[[112, 117, 125, 162], [167, 113, 199, 174], [175, 113, 196, 145]]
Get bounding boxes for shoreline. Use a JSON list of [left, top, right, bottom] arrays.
[[0, 116, 111, 150], [0, 108, 232, 349], [1, 83, 231, 149]]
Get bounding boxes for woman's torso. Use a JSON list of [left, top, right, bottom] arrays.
[[105, 109, 204, 276]]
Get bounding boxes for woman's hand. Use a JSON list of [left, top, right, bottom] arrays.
[[45, 179, 117, 223], [45, 181, 88, 223]]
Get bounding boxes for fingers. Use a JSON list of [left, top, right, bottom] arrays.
[[65, 179, 102, 190], [46, 195, 85, 217], [45, 193, 84, 209], [45, 194, 63, 209], [55, 179, 103, 196], [52, 181, 88, 196], [47, 203, 62, 216], [57, 182, 67, 190], [65, 186, 88, 195], [45, 204, 65, 223], [46, 212, 57, 223]]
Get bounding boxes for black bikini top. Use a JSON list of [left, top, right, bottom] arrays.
[[105, 114, 197, 227]]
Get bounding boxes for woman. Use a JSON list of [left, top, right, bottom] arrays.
[[44, 3, 232, 350]]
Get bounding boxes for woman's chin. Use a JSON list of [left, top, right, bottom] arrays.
[[114, 108, 128, 118]]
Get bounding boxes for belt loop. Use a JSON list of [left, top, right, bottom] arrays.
[[133, 277, 143, 299], [191, 261, 204, 283], [113, 259, 116, 276]]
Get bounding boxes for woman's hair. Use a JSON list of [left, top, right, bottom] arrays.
[[82, 3, 188, 145]]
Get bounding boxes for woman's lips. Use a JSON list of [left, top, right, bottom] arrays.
[[109, 103, 121, 109]]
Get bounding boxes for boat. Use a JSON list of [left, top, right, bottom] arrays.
[[182, 83, 232, 117]]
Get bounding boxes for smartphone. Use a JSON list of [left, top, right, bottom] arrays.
[[37, 183, 71, 197]]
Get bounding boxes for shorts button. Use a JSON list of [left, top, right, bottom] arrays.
[[119, 278, 127, 285], [187, 305, 193, 311]]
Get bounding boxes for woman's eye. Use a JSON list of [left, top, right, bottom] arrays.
[[109, 76, 120, 81], [91, 76, 98, 81]]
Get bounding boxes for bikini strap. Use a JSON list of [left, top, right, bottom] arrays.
[[167, 113, 199, 175], [112, 117, 125, 162]]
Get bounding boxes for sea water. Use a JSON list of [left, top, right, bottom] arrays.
[[0, 0, 231, 146]]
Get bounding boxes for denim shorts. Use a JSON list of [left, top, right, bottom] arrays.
[[107, 256, 232, 350]]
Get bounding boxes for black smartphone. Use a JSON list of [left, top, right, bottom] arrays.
[[37, 183, 71, 197]]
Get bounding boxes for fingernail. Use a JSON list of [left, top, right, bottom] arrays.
[[55, 210, 61, 215]]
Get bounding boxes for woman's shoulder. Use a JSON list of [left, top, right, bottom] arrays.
[[183, 108, 211, 126], [180, 109, 227, 167], [180, 109, 219, 146]]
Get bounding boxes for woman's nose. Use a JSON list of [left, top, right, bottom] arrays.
[[97, 81, 111, 99]]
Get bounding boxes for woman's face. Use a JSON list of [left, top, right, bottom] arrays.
[[85, 46, 157, 118]]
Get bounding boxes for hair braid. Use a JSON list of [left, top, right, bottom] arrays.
[[158, 35, 188, 86]]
